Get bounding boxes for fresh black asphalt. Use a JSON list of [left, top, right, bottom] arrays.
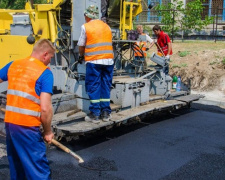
[[0, 106, 225, 180]]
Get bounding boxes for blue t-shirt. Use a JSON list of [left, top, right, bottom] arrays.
[[0, 61, 53, 96]]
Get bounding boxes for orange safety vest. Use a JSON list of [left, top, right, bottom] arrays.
[[134, 33, 147, 57], [5, 57, 48, 127], [84, 20, 114, 61]]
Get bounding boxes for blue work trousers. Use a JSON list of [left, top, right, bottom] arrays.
[[5, 123, 51, 180], [85, 63, 114, 116]]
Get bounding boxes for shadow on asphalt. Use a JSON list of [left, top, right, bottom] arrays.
[[192, 102, 225, 114], [65, 107, 197, 151]]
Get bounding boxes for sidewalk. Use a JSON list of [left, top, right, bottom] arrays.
[[191, 90, 225, 113]]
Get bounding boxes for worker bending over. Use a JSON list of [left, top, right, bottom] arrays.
[[0, 39, 55, 179], [153, 25, 173, 74], [78, 5, 114, 123]]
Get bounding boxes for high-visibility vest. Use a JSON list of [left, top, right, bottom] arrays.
[[5, 57, 48, 127], [134, 33, 147, 57], [157, 31, 173, 56], [84, 20, 114, 61]]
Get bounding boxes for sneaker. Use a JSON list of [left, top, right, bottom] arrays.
[[101, 111, 112, 122], [85, 113, 100, 124]]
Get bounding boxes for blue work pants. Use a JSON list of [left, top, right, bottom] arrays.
[[85, 63, 114, 116], [5, 123, 51, 180]]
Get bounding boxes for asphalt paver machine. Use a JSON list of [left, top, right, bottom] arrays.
[[0, 0, 202, 140]]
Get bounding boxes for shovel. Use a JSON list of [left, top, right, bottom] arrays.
[[51, 139, 84, 163], [0, 108, 84, 163]]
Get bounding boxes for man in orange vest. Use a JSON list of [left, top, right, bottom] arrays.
[[153, 25, 173, 74], [134, 25, 154, 69], [0, 39, 55, 179], [78, 5, 114, 124]]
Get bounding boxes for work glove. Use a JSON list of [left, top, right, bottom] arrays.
[[165, 55, 170, 61], [78, 55, 84, 64], [165, 55, 170, 59]]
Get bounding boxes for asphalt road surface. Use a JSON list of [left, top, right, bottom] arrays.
[[0, 106, 225, 180]]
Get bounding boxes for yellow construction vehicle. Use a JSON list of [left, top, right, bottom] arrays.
[[0, 0, 202, 140], [0, 0, 64, 67], [0, 0, 143, 67]]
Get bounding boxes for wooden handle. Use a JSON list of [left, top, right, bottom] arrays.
[[51, 139, 70, 153], [0, 107, 84, 163], [67, 109, 81, 117], [155, 42, 165, 57], [0, 108, 6, 112], [51, 139, 84, 163]]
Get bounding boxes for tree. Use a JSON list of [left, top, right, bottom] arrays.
[[0, 0, 48, 9], [0, 0, 10, 8], [155, 0, 213, 37]]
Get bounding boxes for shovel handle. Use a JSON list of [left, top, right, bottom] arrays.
[[0, 107, 84, 163], [51, 139, 84, 163], [0, 108, 6, 112]]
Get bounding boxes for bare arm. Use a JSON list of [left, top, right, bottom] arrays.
[[146, 34, 154, 50], [40, 92, 54, 144], [0, 79, 3, 83], [148, 42, 155, 49], [79, 46, 85, 56], [167, 42, 172, 55]]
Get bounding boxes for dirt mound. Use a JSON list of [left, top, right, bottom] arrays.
[[146, 41, 225, 100], [154, 42, 225, 96], [170, 49, 225, 92]]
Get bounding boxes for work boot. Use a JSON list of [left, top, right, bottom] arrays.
[[101, 111, 112, 122], [85, 112, 100, 124]]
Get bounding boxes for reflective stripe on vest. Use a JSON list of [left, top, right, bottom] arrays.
[[6, 105, 41, 117], [157, 31, 172, 56], [85, 50, 114, 56], [5, 57, 48, 127], [134, 33, 147, 57], [84, 20, 114, 61], [86, 42, 112, 49], [7, 89, 40, 104]]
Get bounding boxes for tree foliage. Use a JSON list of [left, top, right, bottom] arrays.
[[0, 0, 48, 9], [155, 0, 213, 35]]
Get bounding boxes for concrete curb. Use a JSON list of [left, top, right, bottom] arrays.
[[0, 99, 224, 136], [195, 98, 225, 107], [191, 98, 225, 113]]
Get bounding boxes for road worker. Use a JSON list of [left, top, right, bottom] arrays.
[[134, 25, 154, 69], [153, 25, 173, 74], [77, 5, 114, 123], [0, 39, 55, 179]]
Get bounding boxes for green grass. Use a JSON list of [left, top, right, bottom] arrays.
[[222, 58, 225, 65], [172, 64, 180, 68], [194, 51, 198, 55], [181, 63, 187, 67], [173, 41, 225, 52], [172, 63, 188, 68], [209, 61, 218, 65], [179, 51, 190, 57]]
